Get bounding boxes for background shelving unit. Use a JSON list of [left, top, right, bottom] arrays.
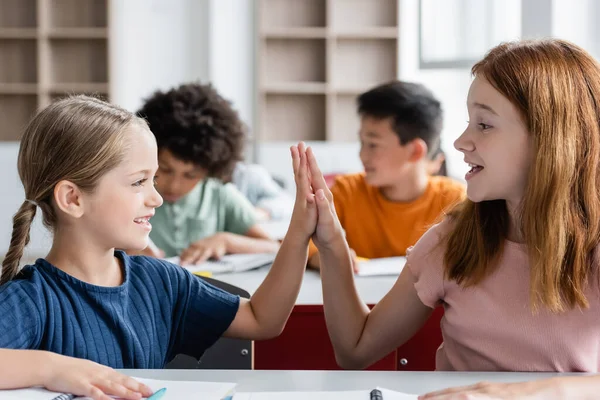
[[0, 0, 110, 141], [256, 0, 399, 142]]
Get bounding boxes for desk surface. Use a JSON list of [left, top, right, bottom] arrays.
[[123, 370, 571, 394], [213, 266, 397, 305]]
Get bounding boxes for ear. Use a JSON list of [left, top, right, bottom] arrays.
[[53, 180, 85, 218], [408, 138, 428, 162], [427, 152, 446, 175]]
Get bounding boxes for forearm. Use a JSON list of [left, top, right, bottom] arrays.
[[247, 232, 309, 337], [0, 349, 54, 389], [318, 238, 370, 366], [307, 252, 321, 269], [558, 375, 600, 400], [224, 232, 280, 254]]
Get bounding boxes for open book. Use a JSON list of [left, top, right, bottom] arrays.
[[0, 377, 236, 400], [355, 256, 407, 277], [233, 387, 417, 400], [164, 253, 276, 274]]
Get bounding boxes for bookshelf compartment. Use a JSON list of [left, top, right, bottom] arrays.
[[333, 39, 396, 89], [263, 94, 326, 141], [260, 0, 326, 28], [330, 95, 360, 142], [331, 0, 397, 30], [0, 0, 36, 28], [0, 39, 37, 83], [0, 95, 37, 140], [49, 39, 107, 84], [48, 0, 107, 28], [264, 39, 326, 85], [50, 91, 108, 103]]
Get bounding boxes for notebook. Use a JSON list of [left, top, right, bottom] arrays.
[[355, 256, 407, 277], [164, 253, 276, 274], [0, 377, 236, 400], [232, 387, 417, 400]]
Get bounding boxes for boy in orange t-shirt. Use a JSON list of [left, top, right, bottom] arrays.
[[308, 81, 465, 270]]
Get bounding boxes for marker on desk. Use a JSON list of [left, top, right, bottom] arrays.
[[147, 387, 167, 400], [370, 389, 383, 400]]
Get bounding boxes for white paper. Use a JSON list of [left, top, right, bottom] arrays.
[[233, 387, 417, 400], [0, 378, 236, 400], [164, 253, 276, 274], [355, 257, 407, 277]]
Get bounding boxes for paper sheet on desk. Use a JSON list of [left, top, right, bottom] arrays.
[[0, 378, 236, 400], [164, 253, 276, 274], [233, 387, 417, 400], [355, 256, 407, 277]]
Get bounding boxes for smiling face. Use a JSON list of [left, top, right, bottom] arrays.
[[154, 148, 208, 204], [358, 115, 415, 187], [80, 124, 163, 251], [454, 75, 533, 207]]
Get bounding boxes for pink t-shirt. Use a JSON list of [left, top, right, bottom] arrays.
[[406, 219, 600, 372]]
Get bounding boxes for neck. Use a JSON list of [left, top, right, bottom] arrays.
[[378, 169, 429, 202], [45, 226, 123, 287], [506, 199, 525, 243]]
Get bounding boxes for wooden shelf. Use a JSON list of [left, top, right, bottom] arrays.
[[0, 83, 38, 94], [333, 27, 398, 39], [331, 0, 397, 29], [0, 39, 37, 83], [48, 83, 109, 93], [0, 0, 37, 28], [263, 94, 326, 141], [0, 0, 110, 141], [261, 27, 327, 39], [48, 0, 107, 28], [256, 0, 399, 143], [49, 39, 108, 83], [260, 0, 326, 28], [0, 94, 37, 141], [0, 28, 37, 39], [47, 28, 108, 39], [264, 82, 327, 94]]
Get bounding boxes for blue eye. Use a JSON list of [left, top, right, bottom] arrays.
[[132, 178, 147, 187]]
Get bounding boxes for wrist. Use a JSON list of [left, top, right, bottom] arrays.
[[35, 351, 59, 387], [218, 232, 233, 250]]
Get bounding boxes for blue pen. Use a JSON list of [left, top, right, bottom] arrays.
[[147, 387, 167, 400]]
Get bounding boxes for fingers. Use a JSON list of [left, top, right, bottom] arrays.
[[191, 248, 212, 264], [118, 374, 154, 398], [419, 383, 484, 399], [93, 380, 142, 400], [306, 146, 332, 201], [314, 189, 334, 222], [292, 142, 313, 202]]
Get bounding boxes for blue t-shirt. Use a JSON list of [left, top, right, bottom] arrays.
[[0, 251, 240, 368]]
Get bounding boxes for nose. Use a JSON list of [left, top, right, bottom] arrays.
[[454, 127, 475, 154], [148, 185, 163, 208]]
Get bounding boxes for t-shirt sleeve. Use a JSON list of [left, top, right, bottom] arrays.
[[405, 220, 450, 308], [166, 261, 240, 360], [222, 183, 258, 235], [0, 275, 45, 349]]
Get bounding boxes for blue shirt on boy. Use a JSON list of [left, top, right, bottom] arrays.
[[0, 251, 239, 368]]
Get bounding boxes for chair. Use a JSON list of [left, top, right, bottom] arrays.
[[164, 276, 253, 370]]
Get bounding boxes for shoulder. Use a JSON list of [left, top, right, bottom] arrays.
[[406, 218, 454, 269], [0, 266, 47, 314]]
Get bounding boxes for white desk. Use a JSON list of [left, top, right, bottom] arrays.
[[123, 370, 576, 394], [212, 265, 397, 305]]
